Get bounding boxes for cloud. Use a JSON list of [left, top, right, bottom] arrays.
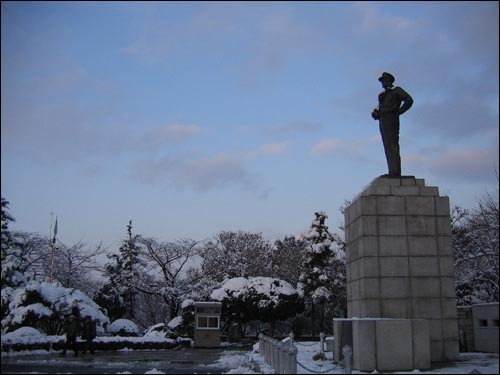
[[182, 154, 253, 191], [405, 142, 499, 182], [409, 88, 498, 141], [130, 152, 256, 193], [246, 9, 317, 75], [136, 124, 203, 150], [129, 141, 288, 194], [247, 142, 288, 159], [268, 121, 323, 136], [311, 136, 379, 157], [352, 1, 419, 36]]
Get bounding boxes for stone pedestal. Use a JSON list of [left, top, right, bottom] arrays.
[[334, 318, 431, 372], [343, 176, 459, 362]]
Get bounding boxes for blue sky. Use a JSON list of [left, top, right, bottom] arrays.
[[2, 1, 499, 250]]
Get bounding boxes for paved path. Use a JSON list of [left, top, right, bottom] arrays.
[[1, 348, 236, 374]]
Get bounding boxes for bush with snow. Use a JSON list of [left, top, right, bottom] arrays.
[[143, 322, 176, 339], [107, 319, 139, 336], [211, 276, 303, 332], [167, 316, 183, 330], [1, 280, 109, 335], [2, 326, 43, 340]]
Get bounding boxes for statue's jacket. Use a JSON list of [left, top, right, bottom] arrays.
[[378, 86, 413, 118]]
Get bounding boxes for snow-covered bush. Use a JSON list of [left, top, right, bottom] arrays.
[[107, 319, 139, 336], [211, 276, 303, 334], [1, 280, 109, 335], [2, 326, 43, 340], [143, 322, 176, 339]]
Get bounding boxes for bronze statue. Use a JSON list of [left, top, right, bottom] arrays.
[[371, 72, 413, 177]]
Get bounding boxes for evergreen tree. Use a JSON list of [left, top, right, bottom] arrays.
[[1, 197, 26, 288], [94, 220, 143, 321], [297, 211, 346, 335]]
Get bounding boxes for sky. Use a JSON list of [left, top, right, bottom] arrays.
[[2, 1, 499, 251]]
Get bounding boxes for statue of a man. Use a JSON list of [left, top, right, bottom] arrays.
[[371, 72, 413, 177]]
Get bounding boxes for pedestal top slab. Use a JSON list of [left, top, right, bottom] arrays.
[[350, 176, 439, 202]]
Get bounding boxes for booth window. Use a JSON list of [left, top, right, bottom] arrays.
[[197, 316, 219, 330]]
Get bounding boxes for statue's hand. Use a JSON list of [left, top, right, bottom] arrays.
[[371, 109, 379, 120]]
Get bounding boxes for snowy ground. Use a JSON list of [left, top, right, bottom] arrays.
[[2, 338, 499, 374], [212, 341, 500, 374]]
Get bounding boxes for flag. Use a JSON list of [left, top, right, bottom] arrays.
[[53, 217, 58, 244]]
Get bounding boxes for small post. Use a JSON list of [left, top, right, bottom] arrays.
[[273, 338, 279, 373], [278, 341, 284, 374], [289, 332, 294, 348], [264, 336, 270, 362], [258, 333, 263, 356], [342, 345, 352, 374], [288, 344, 298, 374], [320, 332, 325, 355]]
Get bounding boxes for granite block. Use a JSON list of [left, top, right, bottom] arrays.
[[381, 299, 409, 318], [409, 257, 439, 277], [377, 196, 405, 215], [407, 216, 436, 236], [379, 236, 408, 256], [376, 320, 414, 370], [434, 196, 450, 216], [406, 196, 435, 215], [353, 320, 376, 371], [412, 299, 442, 319], [411, 278, 441, 298], [408, 236, 438, 256], [378, 216, 407, 235], [380, 257, 409, 277], [381, 278, 410, 299]]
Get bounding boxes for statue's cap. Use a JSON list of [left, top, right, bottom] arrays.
[[378, 72, 395, 82]]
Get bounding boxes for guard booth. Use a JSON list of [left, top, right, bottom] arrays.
[[194, 302, 222, 348]]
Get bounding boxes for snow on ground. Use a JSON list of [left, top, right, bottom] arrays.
[[1, 336, 498, 374], [213, 341, 499, 374]]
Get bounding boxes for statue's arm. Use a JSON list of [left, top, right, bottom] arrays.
[[396, 87, 414, 115]]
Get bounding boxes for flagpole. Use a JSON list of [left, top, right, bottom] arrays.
[[49, 212, 54, 283], [50, 215, 57, 283]]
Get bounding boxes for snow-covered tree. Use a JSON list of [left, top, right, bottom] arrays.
[[297, 211, 346, 335], [1, 197, 28, 289], [95, 221, 145, 322], [211, 276, 303, 336], [1, 280, 109, 335], [50, 241, 105, 295], [453, 184, 499, 305], [271, 236, 307, 287], [10, 231, 49, 283], [200, 231, 273, 282], [136, 237, 199, 321]]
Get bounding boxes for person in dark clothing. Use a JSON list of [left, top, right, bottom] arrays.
[[371, 72, 413, 177], [81, 316, 97, 355], [62, 306, 81, 356]]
